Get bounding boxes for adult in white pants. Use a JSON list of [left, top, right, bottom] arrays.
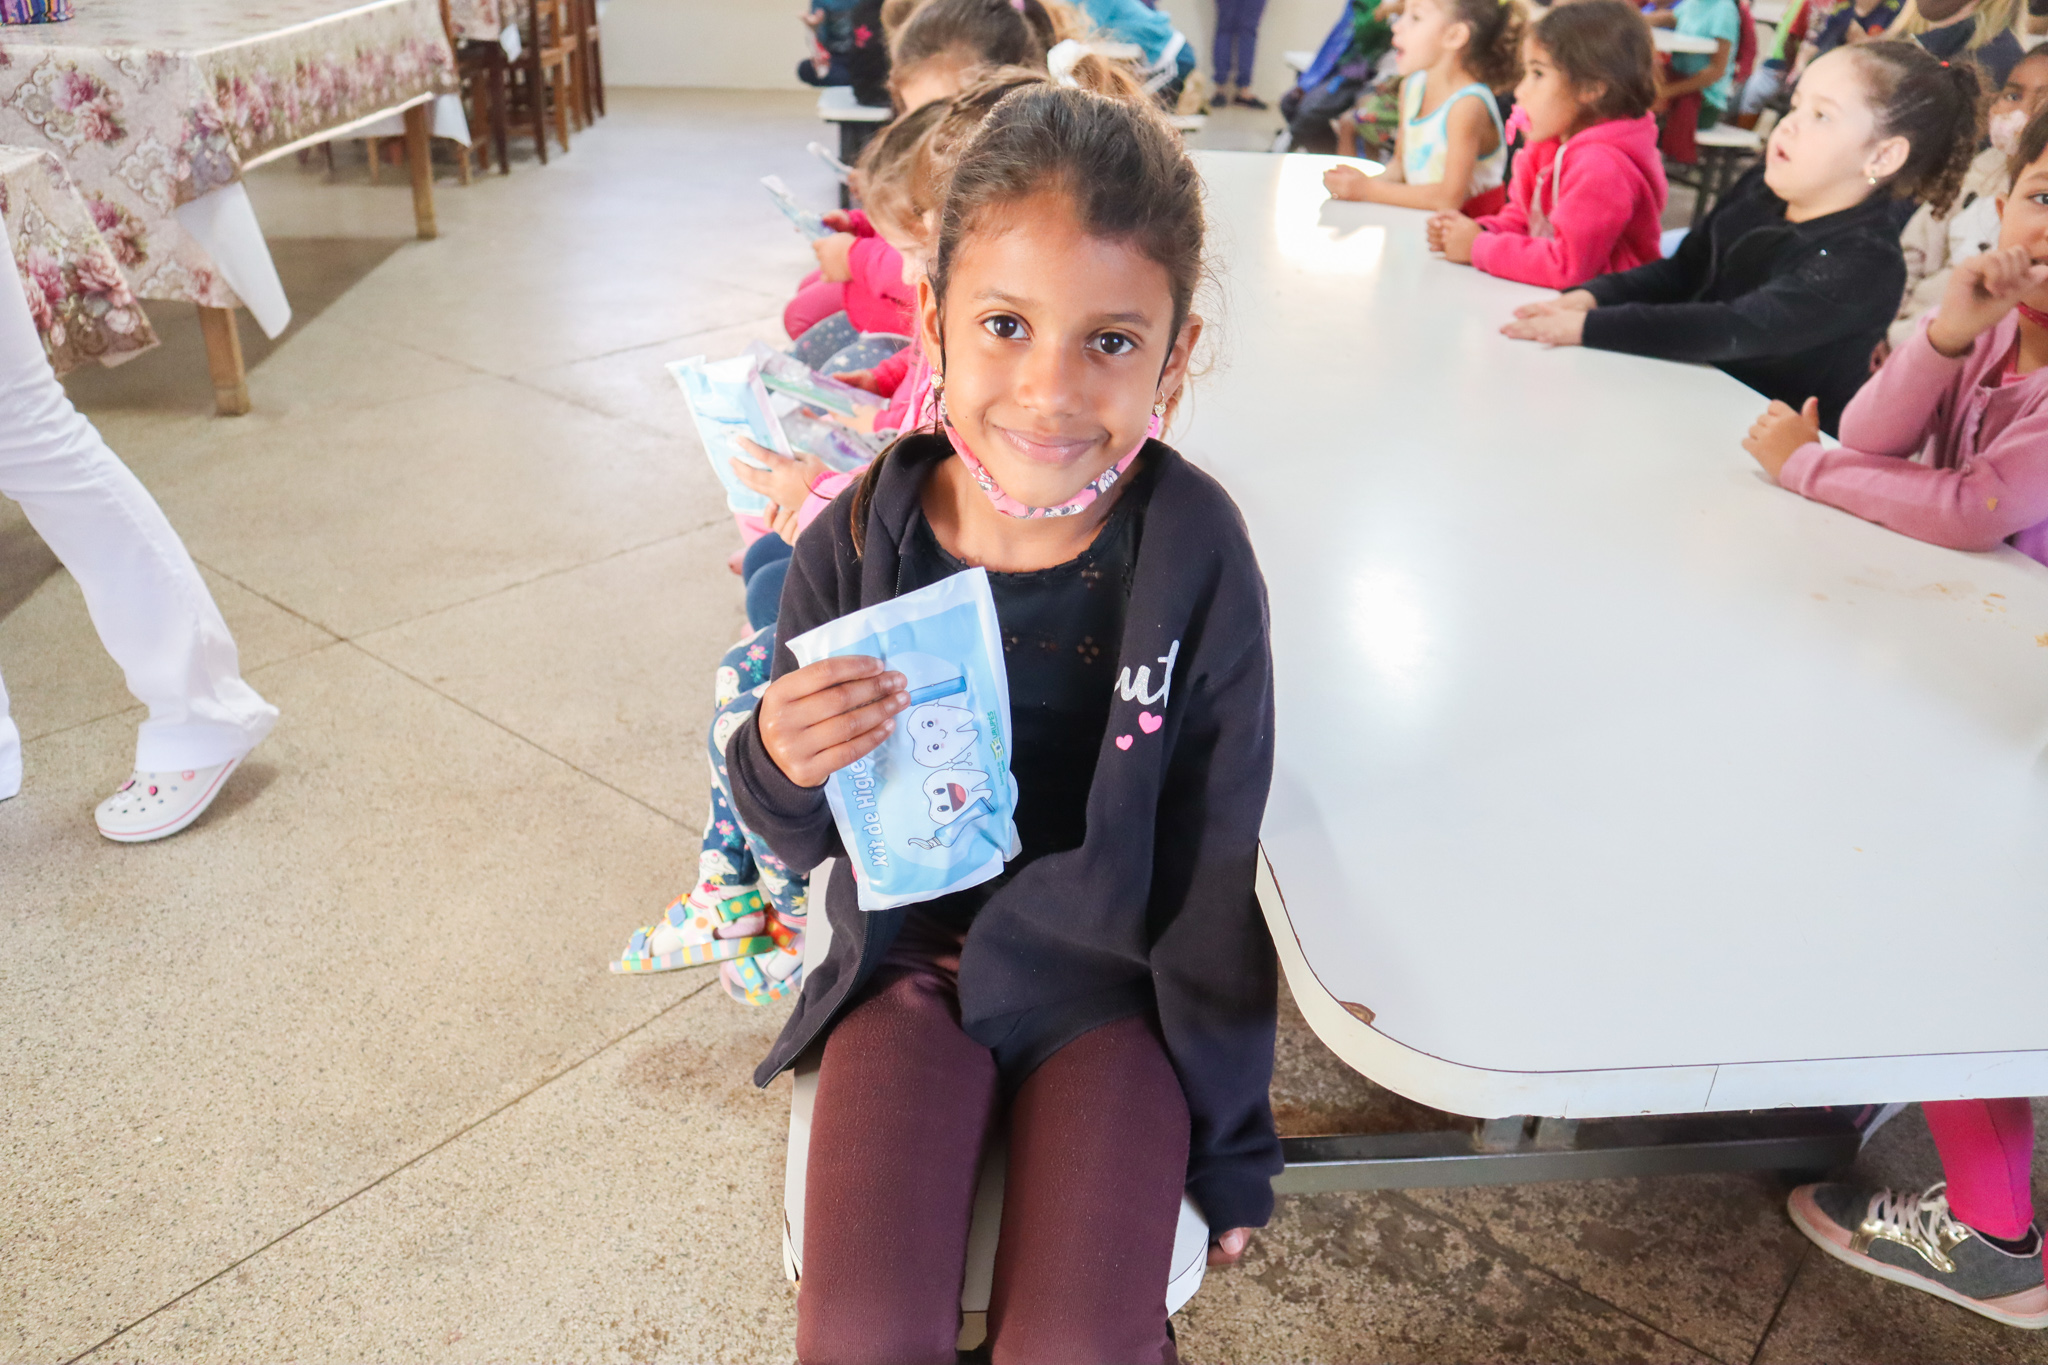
[[0, 258, 276, 841]]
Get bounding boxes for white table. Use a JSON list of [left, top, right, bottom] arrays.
[[1653, 27, 1722, 54], [1178, 152, 2048, 1184], [1752, 0, 1789, 24]]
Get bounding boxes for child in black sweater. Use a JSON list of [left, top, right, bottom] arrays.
[[729, 86, 1279, 1363], [1503, 42, 1984, 433]]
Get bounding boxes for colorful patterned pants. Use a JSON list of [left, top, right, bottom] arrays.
[[698, 625, 807, 937]]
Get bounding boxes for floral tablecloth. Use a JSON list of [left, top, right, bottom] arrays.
[[1, 143, 155, 373], [0, 0, 456, 312], [447, 0, 527, 44]]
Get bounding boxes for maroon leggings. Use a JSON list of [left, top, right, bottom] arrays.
[[797, 919, 1191, 1365]]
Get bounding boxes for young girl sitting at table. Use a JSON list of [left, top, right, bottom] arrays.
[[1322, 0, 1521, 215], [1503, 41, 1982, 434], [1426, 0, 1667, 288], [616, 71, 1075, 1001], [1648, 0, 1741, 140], [730, 85, 1281, 1360], [1728, 110, 2048, 1339], [1743, 104, 2048, 566], [1890, 45, 2048, 350]]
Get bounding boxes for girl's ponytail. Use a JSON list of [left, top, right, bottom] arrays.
[[1850, 40, 1987, 217], [1926, 57, 1989, 217], [1443, 0, 1526, 90]]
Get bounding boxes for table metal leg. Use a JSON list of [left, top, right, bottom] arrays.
[[1689, 157, 1713, 230], [404, 103, 439, 241], [836, 121, 882, 210], [1274, 1107, 1867, 1195], [196, 305, 250, 417]]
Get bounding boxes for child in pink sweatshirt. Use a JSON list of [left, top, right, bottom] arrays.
[[1427, 0, 1667, 289], [783, 208, 918, 342], [1743, 111, 2048, 567]]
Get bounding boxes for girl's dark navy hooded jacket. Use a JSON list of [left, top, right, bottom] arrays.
[[728, 432, 1284, 1233], [1579, 166, 1906, 434]]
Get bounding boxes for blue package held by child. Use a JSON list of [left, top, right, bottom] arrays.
[[787, 567, 1021, 911], [667, 353, 793, 517]]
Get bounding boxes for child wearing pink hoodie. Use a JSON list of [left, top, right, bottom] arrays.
[[784, 208, 918, 342], [1743, 110, 2048, 569], [1427, 0, 1667, 290]]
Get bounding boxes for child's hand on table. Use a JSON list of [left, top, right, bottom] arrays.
[[1324, 164, 1376, 202], [813, 232, 856, 282], [733, 437, 830, 517], [1928, 245, 2048, 358], [1209, 1227, 1253, 1267], [759, 657, 910, 788], [1500, 291, 1595, 346], [1427, 212, 1482, 263], [1742, 397, 1820, 480]]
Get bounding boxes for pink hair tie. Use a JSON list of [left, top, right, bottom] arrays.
[[1010, 0, 1026, 11]]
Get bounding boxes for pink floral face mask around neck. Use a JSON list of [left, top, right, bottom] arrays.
[[942, 411, 1163, 520]]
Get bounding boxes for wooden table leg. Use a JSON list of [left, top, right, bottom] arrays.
[[404, 102, 439, 240], [196, 305, 249, 416]]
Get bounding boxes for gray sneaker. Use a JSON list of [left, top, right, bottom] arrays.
[[1789, 1181, 2048, 1329]]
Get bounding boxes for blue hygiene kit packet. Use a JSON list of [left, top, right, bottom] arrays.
[[668, 353, 792, 517], [787, 567, 1021, 911]]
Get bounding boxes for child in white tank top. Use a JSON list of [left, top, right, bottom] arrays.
[[1323, 0, 1519, 214]]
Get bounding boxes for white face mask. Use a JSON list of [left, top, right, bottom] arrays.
[[1991, 107, 2029, 157]]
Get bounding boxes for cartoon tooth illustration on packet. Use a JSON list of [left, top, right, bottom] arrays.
[[786, 568, 1020, 911]]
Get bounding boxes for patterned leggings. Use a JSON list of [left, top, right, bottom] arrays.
[[697, 625, 807, 934]]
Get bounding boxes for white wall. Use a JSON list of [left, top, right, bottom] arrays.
[[606, 0, 1343, 101], [604, 0, 810, 90]]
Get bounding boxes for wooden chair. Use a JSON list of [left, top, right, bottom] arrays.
[[572, 0, 604, 124], [514, 0, 578, 162], [456, 39, 512, 175]]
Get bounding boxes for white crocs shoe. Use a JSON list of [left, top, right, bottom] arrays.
[[95, 757, 241, 843]]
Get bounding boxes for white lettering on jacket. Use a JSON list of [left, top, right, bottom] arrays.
[[1115, 640, 1180, 709]]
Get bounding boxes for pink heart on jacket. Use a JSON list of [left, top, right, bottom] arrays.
[[1115, 734, 1134, 751], [1139, 711, 1163, 734]]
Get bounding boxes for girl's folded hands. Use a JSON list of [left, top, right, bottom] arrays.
[[1500, 288, 1595, 345], [1427, 211, 1483, 263]]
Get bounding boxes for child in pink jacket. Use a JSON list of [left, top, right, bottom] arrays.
[[1743, 112, 2048, 568], [1427, 1, 1667, 289], [783, 208, 918, 341]]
